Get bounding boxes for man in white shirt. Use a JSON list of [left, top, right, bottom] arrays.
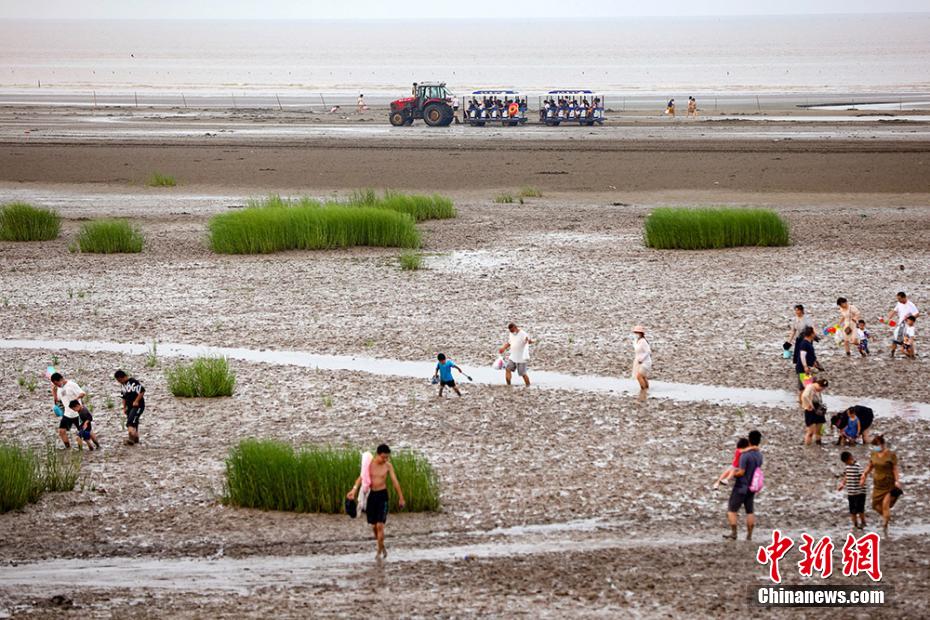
[[887, 291, 919, 357], [499, 322, 535, 387], [51, 372, 86, 449]]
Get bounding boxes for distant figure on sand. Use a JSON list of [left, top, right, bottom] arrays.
[[347, 444, 405, 559], [499, 322, 535, 387], [687, 96, 697, 117], [860, 435, 902, 534], [724, 429, 763, 541], [887, 291, 919, 357], [665, 98, 675, 116], [68, 400, 100, 451], [51, 372, 86, 449], [631, 326, 652, 394], [357, 94, 368, 113], [836, 297, 861, 357], [902, 315, 917, 359], [411, 82, 418, 96], [794, 326, 822, 404], [801, 378, 828, 446], [857, 319, 871, 357], [785, 304, 814, 357], [433, 353, 469, 397], [837, 451, 867, 530], [115, 370, 145, 446]]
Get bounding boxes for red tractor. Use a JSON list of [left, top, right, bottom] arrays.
[[389, 82, 455, 127]]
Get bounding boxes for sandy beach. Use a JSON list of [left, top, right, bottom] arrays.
[[2, 104, 930, 617]]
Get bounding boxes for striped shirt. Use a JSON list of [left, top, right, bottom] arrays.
[[844, 463, 865, 496]]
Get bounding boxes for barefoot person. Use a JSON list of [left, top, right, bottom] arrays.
[[631, 326, 652, 393], [886, 291, 919, 357], [347, 444, 405, 559], [50, 372, 86, 449], [801, 378, 828, 446], [499, 322, 535, 387], [725, 430, 763, 541], [114, 370, 145, 445], [794, 326, 822, 405], [433, 353, 469, 397], [860, 435, 902, 533], [836, 297, 862, 357]]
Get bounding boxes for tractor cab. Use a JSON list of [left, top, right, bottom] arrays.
[[539, 90, 605, 126], [464, 90, 528, 127], [389, 81, 455, 127]]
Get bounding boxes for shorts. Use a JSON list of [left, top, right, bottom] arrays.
[[804, 409, 826, 427], [848, 494, 866, 515], [59, 416, 80, 431], [727, 489, 755, 514], [440, 379, 456, 388], [506, 360, 528, 376], [126, 406, 144, 428], [366, 489, 389, 525]]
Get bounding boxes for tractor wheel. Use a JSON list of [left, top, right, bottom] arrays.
[[389, 111, 407, 127], [423, 103, 453, 127]]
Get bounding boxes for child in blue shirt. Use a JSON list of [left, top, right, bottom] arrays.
[[433, 353, 467, 397]]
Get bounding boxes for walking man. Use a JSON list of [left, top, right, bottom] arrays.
[[347, 444, 405, 559], [886, 291, 919, 357], [725, 429, 763, 541], [50, 372, 85, 449], [114, 370, 145, 445], [499, 322, 535, 386]]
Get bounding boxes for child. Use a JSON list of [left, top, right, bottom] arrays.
[[902, 315, 917, 359], [69, 400, 100, 451], [713, 437, 749, 490], [433, 353, 467, 398], [856, 319, 870, 357], [837, 451, 867, 530], [114, 370, 145, 445], [840, 408, 861, 446]]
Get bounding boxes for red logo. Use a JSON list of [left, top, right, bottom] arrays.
[[841, 532, 882, 582]]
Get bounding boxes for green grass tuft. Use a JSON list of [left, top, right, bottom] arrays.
[[494, 193, 515, 204], [0, 443, 80, 513], [224, 440, 440, 513], [166, 357, 236, 397], [147, 172, 177, 187], [76, 219, 144, 253], [209, 195, 421, 254], [349, 189, 456, 221], [643, 207, 790, 250], [398, 251, 423, 271], [0, 202, 61, 242], [518, 187, 543, 198]]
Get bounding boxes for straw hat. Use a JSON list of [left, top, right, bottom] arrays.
[[631, 325, 646, 334]]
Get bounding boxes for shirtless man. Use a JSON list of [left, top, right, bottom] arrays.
[[346, 444, 405, 559]]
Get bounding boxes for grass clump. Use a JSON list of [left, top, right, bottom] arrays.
[[0, 444, 81, 513], [166, 356, 236, 397], [349, 189, 456, 221], [0, 202, 61, 242], [643, 207, 790, 250], [518, 187, 543, 198], [399, 251, 423, 271], [209, 196, 421, 254], [224, 440, 440, 513], [494, 193, 515, 204], [147, 172, 177, 187], [76, 219, 144, 254]]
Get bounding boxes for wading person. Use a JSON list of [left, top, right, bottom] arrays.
[[838, 451, 867, 530], [687, 96, 697, 117], [665, 98, 675, 116], [115, 370, 145, 445], [433, 353, 467, 398], [785, 304, 814, 358], [346, 444, 405, 559], [794, 326, 822, 405], [801, 378, 828, 446], [860, 435, 903, 534], [836, 297, 862, 357], [724, 430, 763, 541], [69, 400, 100, 451], [499, 322, 535, 387], [887, 291, 919, 357], [631, 326, 652, 394], [51, 372, 85, 449]]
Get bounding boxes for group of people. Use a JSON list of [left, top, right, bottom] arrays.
[[664, 96, 698, 117], [50, 369, 146, 450], [466, 96, 528, 121], [540, 97, 604, 122]]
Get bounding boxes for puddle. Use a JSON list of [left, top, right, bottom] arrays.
[[2, 339, 929, 421]]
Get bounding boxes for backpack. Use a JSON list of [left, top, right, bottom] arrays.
[[749, 467, 765, 493]]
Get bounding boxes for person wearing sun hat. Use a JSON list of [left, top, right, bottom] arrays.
[[631, 325, 652, 393]]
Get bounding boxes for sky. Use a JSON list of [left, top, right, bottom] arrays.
[[1, 0, 928, 19]]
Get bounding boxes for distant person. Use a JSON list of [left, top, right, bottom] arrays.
[[836, 297, 862, 357], [346, 444, 406, 559], [329, 105, 341, 114], [665, 98, 675, 116], [886, 291, 919, 357], [631, 326, 652, 394], [856, 319, 871, 356], [713, 437, 749, 490], [902, 315, 917, 359], [499, 322, 535, 387], [51, 372, 85, 449], [724, 429, 763, 541], [451, 94, 461, 124], [785, 304, 814, 357], [794, 326, 822, 404], [115, 370, 145, 445], [433, 353, 469, 398], [801, 378, 828, 446], [411, 82, 418, 96], [356, 94, 368, 113], [687, 96, 697, 117], [830, 405, 874, 446], [839, 407, 861, 446], [837, 451, 867, 530], [860, 435, 902, 534], [68, 400, 100, 451]]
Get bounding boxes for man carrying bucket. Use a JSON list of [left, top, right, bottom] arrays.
[[499, 322, 535, 387]]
